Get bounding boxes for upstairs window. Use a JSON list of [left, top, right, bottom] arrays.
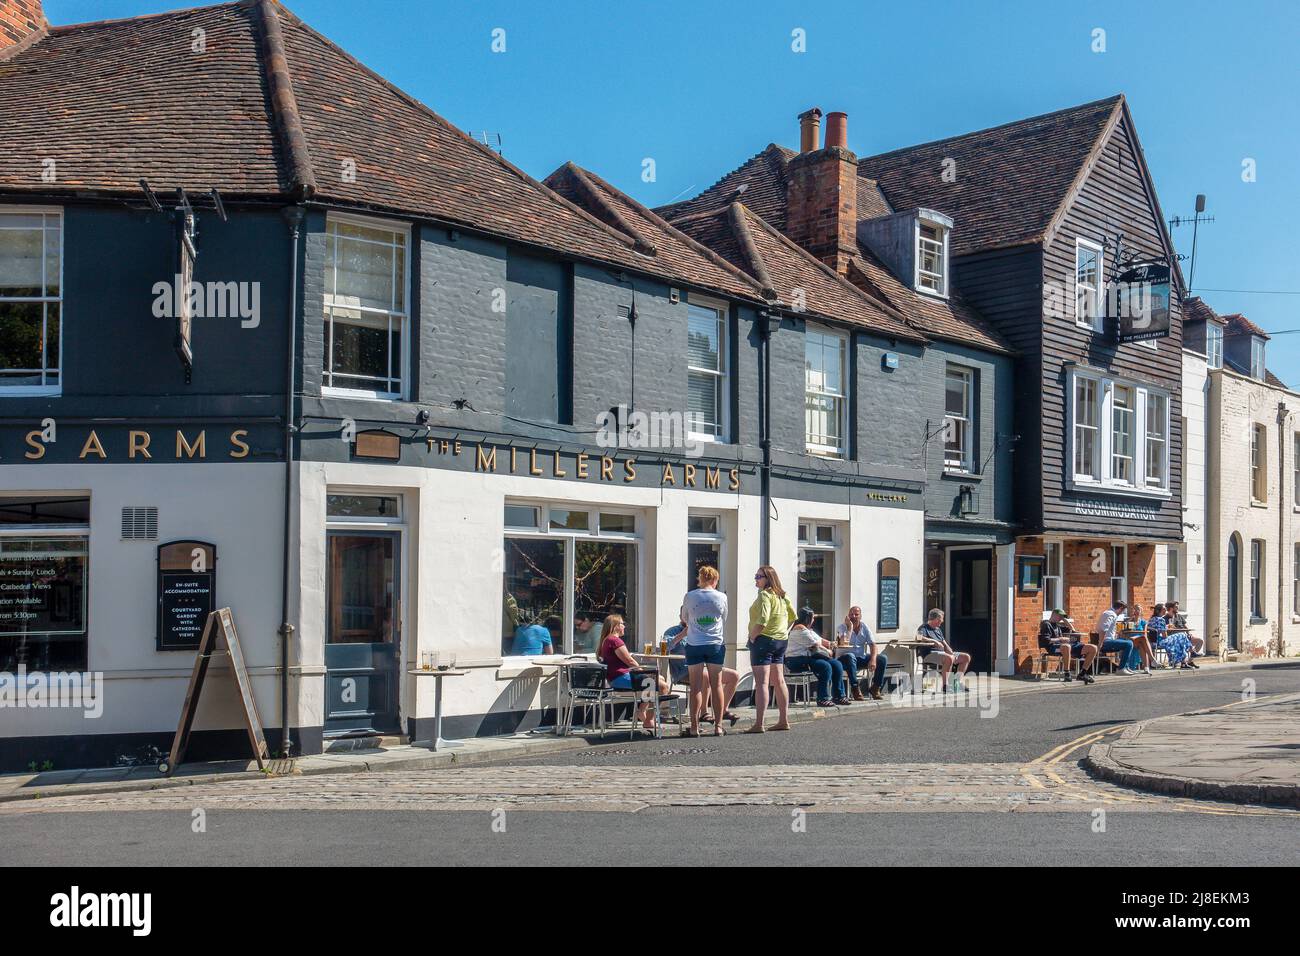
[[1250, 336, 1266, 380], [323, 215, 409, 399], [0, 209, 62, 396], [686, 300, 727, 441], [1294, 433, 1300, 507], [1111, 384, 1136, 486], [1069, 369, 1170, 493], [1206, 323, 1223, 369], [1075, 238, 1103, 331], [944, 364, 974, 472], [1073, 376, 1100, 480], [916, 221, 948, 296], [1251, 424, 1267, 503], [805, 326, 848, 458], [1144, 392, 1168, 489]]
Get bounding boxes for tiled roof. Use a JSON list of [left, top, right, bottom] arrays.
[[542, 162, 767, 303], [1266, 370, 1288, 390], [846, 248, 1013, 355], [857, 95, 1124, 257], [672, 203, 924, 344], [1222, 313, 1269, 340], [658, 144, 794, 229], [1182, 296, 1223, 326], [0, 0, 717, 283]]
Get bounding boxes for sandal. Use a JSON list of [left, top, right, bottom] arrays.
[[743, 725, 766, 734], [724, 711, 740, 727], [680, 727, 700, 738], [769, 723, 791, 731], [712, 725, 725, 737]]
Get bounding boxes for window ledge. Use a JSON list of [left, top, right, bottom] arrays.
[[322, 386, 403, 402], [0, 387, 61, 398], [1250, 617, 1268, 626], [1067, 479, 1172, 501], [941, 469, 982, 482], [1250, 500, 1269, 509]]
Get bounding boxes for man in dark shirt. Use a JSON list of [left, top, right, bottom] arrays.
[[1038, 608, 1095, 684]]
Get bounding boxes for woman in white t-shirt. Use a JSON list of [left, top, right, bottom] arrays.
[[785, 607, 850, 707], [681, 565, 733, 737]]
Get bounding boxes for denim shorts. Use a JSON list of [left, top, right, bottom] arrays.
[[685, 643, 725, 667], [749, 636, 788, 667]]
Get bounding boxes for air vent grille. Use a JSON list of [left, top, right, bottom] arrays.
[[121, 506, 159, 540]]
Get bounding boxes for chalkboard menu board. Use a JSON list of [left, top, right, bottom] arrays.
[[877, 557, 900, 631], [157, 541, 216, 651]]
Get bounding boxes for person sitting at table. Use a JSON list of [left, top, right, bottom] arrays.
[[1039, 608, 1095, 683], [1148, 603, 1193, 669], [1096, 599, 1138, 675], [1122, 603, 1155, 675], [511, 616, 553, 656], [1167, 601, 1204, 664], [835, 605, 888, 700], [786, 607, 851, 707], [916, 609, 970, 691], [574, 611, 601, 654], [597, 614, 668, 730]]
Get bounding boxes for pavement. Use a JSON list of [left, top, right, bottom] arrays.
[[0, 658, 1291, 804], [1085, 691, 1300, 807]]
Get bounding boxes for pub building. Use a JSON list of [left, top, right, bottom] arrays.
[[0, 0, 1182, 769]]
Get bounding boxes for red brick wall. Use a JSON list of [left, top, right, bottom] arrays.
[[1011, 538, 1156, 673], [785, 147, 858, 273], [0, 0, 43, 49]]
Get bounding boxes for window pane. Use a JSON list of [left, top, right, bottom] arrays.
[[0, 496, 90, 525], [688, 540, 722, 593], [503, 538, 565, 655], [797, 548, 835, 630], [816, 525, 835, 544], [688, 370, 721, 436], [326, 534, 397, 645], [327, 222, 405, 313], [688, 515, 719, 536], [329, 311, 396, 388], [504, 505, 539, 529], [548, 509, 589, 531], [327, 494, 400, 518], [0, 301, 45, 381], [0, 536, 89, 672], [599, 513, 636, 534], [0, 223, 44, 296], [687, 305, 721, 372], [574, 540, 636, 649]]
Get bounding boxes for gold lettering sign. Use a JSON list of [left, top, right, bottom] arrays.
[[661, 463, 675, 485], [129, 430, 152, 459], [229, 430, 250, 459], [79, 431, 106, 460], [684, 463, 697, 488], [576, 453, 589, 479], [176, 430, 207, 459], [705, 467, 721, 489], [23, 431, 44, 460], [476, 444, 497, 472]]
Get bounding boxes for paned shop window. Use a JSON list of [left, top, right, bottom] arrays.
[[323, 215, 409, 398]]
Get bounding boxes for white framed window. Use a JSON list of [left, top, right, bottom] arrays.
[[805, 325, 848, 457], [1111, 384, 1136, 485], [0, 208, 63, 395], [944, 364, 974, 472], [1110, 544, 1127, 605], [1251, 424, 1267, 503], [688, 511, 726, 594], [1043, 542, 1063, 614], [1293, 543, 1300, 615], [1144, 392, 1168, 489], [1205, 323, 1223, 369], [1068, 368, 1171, 494], [915, 219, 948, 297], [323, 214, 409, 399], [501, 501, 641, 657], [1073, 376, 1100, 480], [1250, 337, 1265, 380], [686, 300, 727, 441], [1294, 433, 1300, 508], [797, 521, 841, 629], [1075, 238, 1104, 331], [1166, 546, 1180, 605], [1250, 539, 1264, 619]]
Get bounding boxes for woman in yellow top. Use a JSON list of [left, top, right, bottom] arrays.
[[745, 565, 795, 733]]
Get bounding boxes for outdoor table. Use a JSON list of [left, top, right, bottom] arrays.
[[407, 668, 468, 751], [885, 639, 936, 692], [529, 657, 591, 736], [631, 653, 685, 685]]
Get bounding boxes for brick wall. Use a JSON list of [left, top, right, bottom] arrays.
[[0, 0, 44, 50], [1011, 538, 1044, 672], [785, 147, 858, 273]]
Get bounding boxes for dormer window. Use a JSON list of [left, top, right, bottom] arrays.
[[1206, 323, 1223, 369], [915, 215, 949, 297], [1251, 336, 1265, 379]]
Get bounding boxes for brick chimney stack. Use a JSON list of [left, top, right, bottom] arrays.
[[0, 0, 46, 56], [786, 108, 858, 274]]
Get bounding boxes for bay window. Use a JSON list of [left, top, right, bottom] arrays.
[[687, 300, 727, 441], [323, 215, 409, 398], [1069, 368, 1171, 494], [805, 326, 848, 457], [0, 209, 62, 395]]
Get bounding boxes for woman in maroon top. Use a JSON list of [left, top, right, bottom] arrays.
[[597, 614, 668, 730]]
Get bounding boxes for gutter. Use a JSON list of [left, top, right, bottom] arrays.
[[1277, 401, 1290, 657]]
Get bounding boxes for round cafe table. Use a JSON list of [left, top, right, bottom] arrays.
[[406, 668, 468, 751]]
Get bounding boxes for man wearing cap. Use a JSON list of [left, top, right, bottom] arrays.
[[1039, 608, 1096, 684]]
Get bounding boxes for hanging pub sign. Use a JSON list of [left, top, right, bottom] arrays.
[[877, 557, 900, 631], [1114, 261, 1172, 343], [157, 540, 216, 651]]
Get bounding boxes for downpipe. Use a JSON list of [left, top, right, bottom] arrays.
[[279, 205, 304, 758]]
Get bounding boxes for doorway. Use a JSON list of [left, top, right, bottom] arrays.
[[947, 547, 993, 673], [324, 529, 402, 735], [1227, 534, 1240, 652]]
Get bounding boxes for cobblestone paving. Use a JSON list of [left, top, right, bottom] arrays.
[[3, 761, 1292, 815]]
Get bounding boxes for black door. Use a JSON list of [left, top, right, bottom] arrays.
[[1227, 536, 1240, 651], [324, 531, 401, 735], [948, 548, 993, 673]]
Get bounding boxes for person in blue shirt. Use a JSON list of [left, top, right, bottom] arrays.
[[1148, 603, 1192, 667], [511, 619, 553, 656]]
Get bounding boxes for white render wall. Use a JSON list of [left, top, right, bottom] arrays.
[[1160, 349, 1208, 640], [1205, 367, 1300, 657], [0, 461, 286, 746]]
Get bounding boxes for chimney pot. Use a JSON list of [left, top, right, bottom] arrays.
[[798, 108, 823, 153], [826, 112, 848, 150]]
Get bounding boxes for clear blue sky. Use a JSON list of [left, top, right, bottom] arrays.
[[50, 0, 1300, 384]]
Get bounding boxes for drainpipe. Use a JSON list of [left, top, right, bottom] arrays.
[[279, 205, 304, 758], [1277, 401, 1290, 658], [757, 309, 779, 565]]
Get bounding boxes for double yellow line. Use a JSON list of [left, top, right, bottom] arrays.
[[1020, 693, 1297, 817]]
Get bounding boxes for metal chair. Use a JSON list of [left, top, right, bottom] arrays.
[[780, 664, 816, 706], [563, 662, 611, 735]]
